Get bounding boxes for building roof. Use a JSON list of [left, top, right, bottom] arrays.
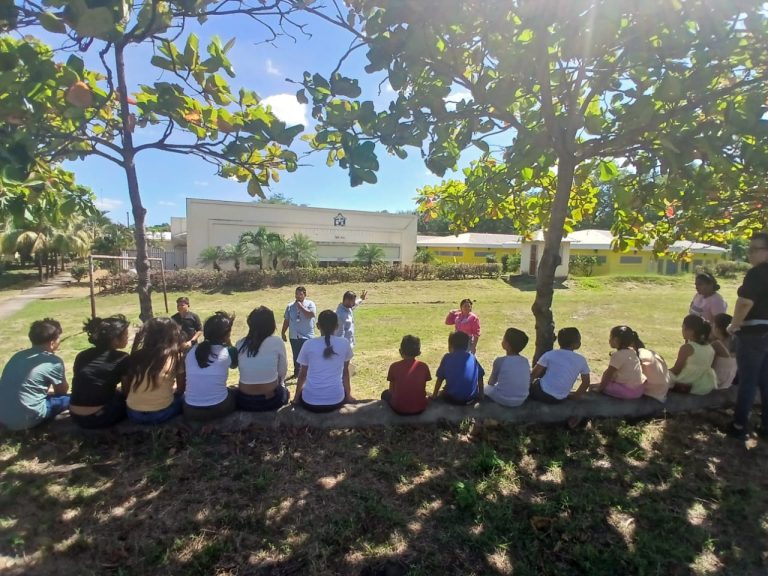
[[418, 229, 727, 255], [568, 229, 727, 254], [417, 233, 522, 248]]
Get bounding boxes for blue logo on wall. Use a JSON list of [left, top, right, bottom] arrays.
[[334, 213, 346, 227]]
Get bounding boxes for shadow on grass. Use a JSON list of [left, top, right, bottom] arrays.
[[506, 275, 569, 292], [1, 410, 767, 575]]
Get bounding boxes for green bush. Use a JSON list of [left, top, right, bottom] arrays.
[[713, 260, 751, 278], [569, 255, 598, 277], [95, 263, 503, 294], [70, 265, 88, 283]]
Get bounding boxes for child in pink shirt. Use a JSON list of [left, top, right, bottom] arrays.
[[445, 298, 481, 353], [599, 326, 644, 400]]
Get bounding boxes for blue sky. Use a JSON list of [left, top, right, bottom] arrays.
[[55, 9, 476, 225]]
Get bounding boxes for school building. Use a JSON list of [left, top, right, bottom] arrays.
[[416, 229, 727, 276], [172, 199, 418, 268]]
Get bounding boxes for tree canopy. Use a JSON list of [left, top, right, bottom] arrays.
[[297, 0, 768, 356]]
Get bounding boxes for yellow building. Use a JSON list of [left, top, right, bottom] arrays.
[[417, 229, 727, 276]]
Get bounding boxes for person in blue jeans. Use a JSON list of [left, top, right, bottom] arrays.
[[433, 331, 485, 404], [281, 286, 316, 380], [0, 318, 70, 431], [726, 232, 768, 440]]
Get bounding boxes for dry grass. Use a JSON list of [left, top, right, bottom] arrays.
[[1, 412, 767, 575]]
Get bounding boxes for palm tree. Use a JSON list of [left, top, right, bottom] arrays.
[[265, 234, 289, 270], [286, 233, 318, 268], [50, 218, 92, 271], [197, 245, 227, 271], [239, 226, 273, 270], [354, 243, 386, 267], [222, 242, 251, 273], [414, 247, 437, 264]]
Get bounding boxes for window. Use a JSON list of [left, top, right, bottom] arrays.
[[596, 256, 607, 265], [436, 250, 463, 257], [619, 256, 643, 264], [693, 259, 703, 267], [474, 251, 496, 257]]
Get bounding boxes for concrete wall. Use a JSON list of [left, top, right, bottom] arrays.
[[419, 245, 520, 264], [519, 242, 571, 278], [185, 199, 418, 268], [570, 248, 725, 276]]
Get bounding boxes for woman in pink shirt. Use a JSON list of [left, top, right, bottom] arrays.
[[445, 298, 481, 353], [689, 272, 727, 324]]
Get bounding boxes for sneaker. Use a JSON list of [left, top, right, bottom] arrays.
[[723, 422, 748, 439]]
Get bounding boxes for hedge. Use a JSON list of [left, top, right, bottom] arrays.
[[95, 263, 502, 294]]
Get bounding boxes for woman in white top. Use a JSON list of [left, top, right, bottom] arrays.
[[235, 306, 289, 411], [295, 310, 354, 412], [183, 312, 237, 422]]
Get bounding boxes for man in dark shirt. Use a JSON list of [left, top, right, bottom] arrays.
[[171, 296, 203, 350], [726, 232, 768, 439]]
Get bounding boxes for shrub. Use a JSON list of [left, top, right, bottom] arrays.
[[713, 260, 751, 278], [70, 265, 88, 283], [569, 255, 598, 277]]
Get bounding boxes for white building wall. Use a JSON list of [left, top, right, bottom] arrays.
[[185, 199, 417, 268], [520, 241, 570, 278]]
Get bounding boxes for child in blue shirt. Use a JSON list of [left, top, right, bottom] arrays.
[[433, 331, 485, 404]]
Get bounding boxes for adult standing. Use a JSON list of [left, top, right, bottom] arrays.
[[445, 298, 481, 354], [689, 272, 727, 324], [281, 286, 316, 380], [335, 289, 367, 348], [171, 296, 203, 351], [726, 232, 768, 439]]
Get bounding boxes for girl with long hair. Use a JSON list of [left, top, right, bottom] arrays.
[[70, 315, 131, 429], [670, 314, 716, 395], [183, 312, 238, 422], [235, 306, 289, 411], [124, 317, 186, 424], [294, 310, 353, 412], [598, 325, 644, 400]]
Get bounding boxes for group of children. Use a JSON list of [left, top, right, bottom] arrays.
[[0, 277, 739, 431], [380, 279, 737, 415]]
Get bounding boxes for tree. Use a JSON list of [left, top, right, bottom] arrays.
[[286, 234, 318, 268], [197, 245, 226, 272], [297, 0, 768, 358], [413, 247, 437, 264], [255, 192, 298, 205], [354, 243, 385, 267], [239, 227, 282, 271], [265, 234, 289, 270], [4, 2, 303, 320], [222, 242, 251, 273]]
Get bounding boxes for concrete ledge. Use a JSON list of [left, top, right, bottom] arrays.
[[28, 387, 741, 435]]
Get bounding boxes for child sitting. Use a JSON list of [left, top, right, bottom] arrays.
[[530, 327, 590, 403], [381, 335, 432, 415], [670, 314, 716, 395], [433, 331, 485, 404], [599, 326, 644, 400], [711, 313, 737, 389], [631, 332, 672, 402], [485, 327, 531, 407]]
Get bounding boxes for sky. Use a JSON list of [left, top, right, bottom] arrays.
[[50, 8, 478, 226]]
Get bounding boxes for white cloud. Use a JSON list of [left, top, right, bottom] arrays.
[[158, 201, 176, 206], [265, 59, 281, 76], [384, 82, 396, 93], [262, 93, 308, 126], [193, 180, 209, 187], [95, 197, 123, 211]]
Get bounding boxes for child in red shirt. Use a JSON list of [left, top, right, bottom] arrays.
[[381, 335, 432, 415]]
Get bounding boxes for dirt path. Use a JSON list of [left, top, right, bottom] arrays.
[[0, 273, 74, 321]]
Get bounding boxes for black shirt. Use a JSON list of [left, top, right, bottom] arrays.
[[71, 348, 130, 406], [171, 311, 203, 342], [738, 261, 768, 333]]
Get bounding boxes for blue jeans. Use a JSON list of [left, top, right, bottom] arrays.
[[44, 395, 71, 421], [734, 331, 768, 429], [289, 338, 307, 376], [127, 394, 184, 425]]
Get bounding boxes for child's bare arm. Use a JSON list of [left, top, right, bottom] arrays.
[[530, 363, 545, 382], [572, 374, 591, 396], [669, 344, 693, 376], [432, 378, 443, 397]]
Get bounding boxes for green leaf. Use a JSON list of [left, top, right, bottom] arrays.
[[72, 7, 115, 40], [39, 12, 67, 34], [247, 177, 265, 198], [599, 161, 618, 182], [296, 89, 308, 105]]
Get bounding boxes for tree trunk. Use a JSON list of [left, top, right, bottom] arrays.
[[531, 156, 576, 361], [36, 252, 43, 283], [115, 44, 153, 321]]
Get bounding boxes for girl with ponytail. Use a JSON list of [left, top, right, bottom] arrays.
[[70, 315, 131, 429], [183, 312, 238, 422], [670, 315, 717, 395], [598, 326, 644, 400], [294, 310, 354, 413]]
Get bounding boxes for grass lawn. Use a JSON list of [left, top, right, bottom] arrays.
[[1, 276, 767, 574], [0, 275, 741, 400]]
